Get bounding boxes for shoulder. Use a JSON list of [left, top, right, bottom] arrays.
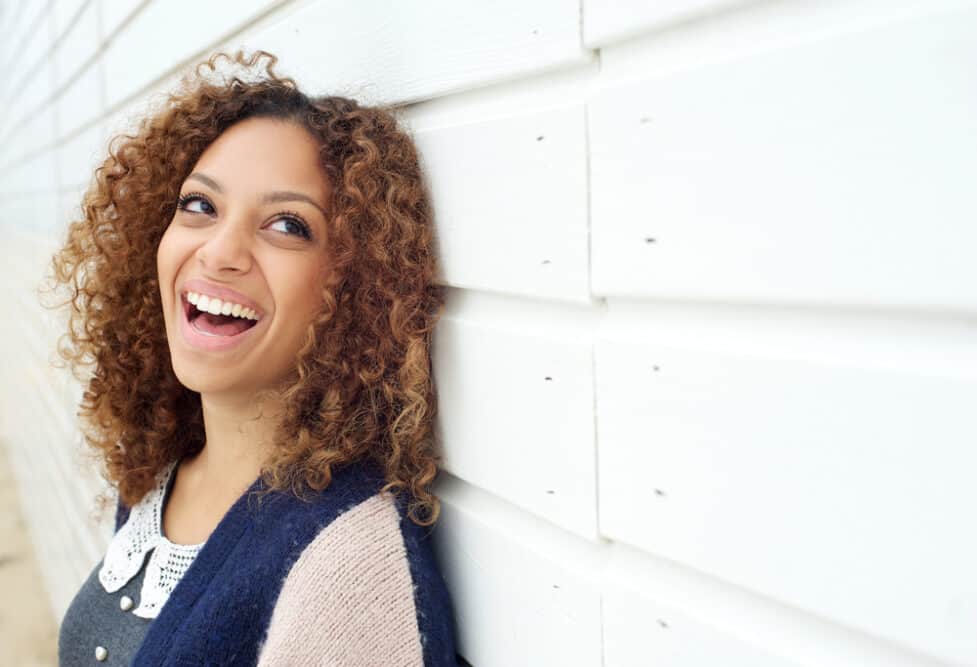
[[256, 490, 457, 667]]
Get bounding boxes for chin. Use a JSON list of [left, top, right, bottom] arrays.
[[169, 358, 239, 395]]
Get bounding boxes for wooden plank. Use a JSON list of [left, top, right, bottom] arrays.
[[604, 541, 945, 667], [230, 0, 589, 106], [5, 57, 54, 145], [583, 0, 754, 47], [0, 149, 56, 197], [589, 5, 977, 310], [50, 0, 87, 46], [595, 303, 977, 665], [0, 1, 41, 121], [57, 122, 104, 190], [102, 0, 277, 109], [432, 474, 603, 667], [604, 590, 800, 667], [433, 289, 598, 539], [99, 0, 145, 42], [412, 105, 590, 302], [52, 0, 98, 92], [2, 97, 54, 167], [0, 229, 108, 616], [56, 59, 102, 141], [3, 0, 48, 75]]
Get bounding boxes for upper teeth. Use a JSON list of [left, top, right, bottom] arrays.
[[186, 291, 259, 320]]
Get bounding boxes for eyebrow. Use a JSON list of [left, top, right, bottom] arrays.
[[185, 172, 328, 218]]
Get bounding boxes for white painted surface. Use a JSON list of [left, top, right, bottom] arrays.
[[433, 289, 599, 539], [3, 57, 55, 158], [228, 0, 590, 106], [433, 474, 604, 667], [603, 589, 800, 667], [413, 105, 591, 302], [102, 0, 277, 108], [0, 229, 113, 617], [56, 56, 103, 140], [53, 0, 98, 91], [9, 3, 51, 83], [1, 1, 974, 665], [98, 0, 145, 43], [603, 542, 949, 667], [596, 302, 977, 665], [584, 0, 755, 47], [589, 2, 977, 309], [2, 101, 57, 178], [1, 147, 57, 196], [57, 121, 106, 191], [51, 0, 89, 46]]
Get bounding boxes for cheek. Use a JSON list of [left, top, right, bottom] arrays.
[[156, 231, 175, 306], [156, 225, 194, 310], [157, 223, 178, 266], [302, 264, 329, 316], [276, 266, 327, 334]]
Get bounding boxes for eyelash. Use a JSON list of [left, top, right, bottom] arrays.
[[176, 192, 313, 241]]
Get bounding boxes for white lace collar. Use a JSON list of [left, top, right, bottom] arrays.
[[98, 461, 205, 619]]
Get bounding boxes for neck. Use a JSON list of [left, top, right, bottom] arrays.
[[186, 390, 281, 495]]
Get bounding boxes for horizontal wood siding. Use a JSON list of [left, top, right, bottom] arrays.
[[0, 1, 972, 664]]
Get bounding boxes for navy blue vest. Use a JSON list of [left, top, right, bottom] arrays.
[[114, 459, 458, 666]]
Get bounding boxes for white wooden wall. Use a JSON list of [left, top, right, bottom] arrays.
[[0, 1, 974, 665]]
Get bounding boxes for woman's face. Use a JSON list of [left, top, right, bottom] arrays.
[[157, 116, 332, 399]]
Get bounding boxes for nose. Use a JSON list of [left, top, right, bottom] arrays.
[[194, 215, 253, 275]]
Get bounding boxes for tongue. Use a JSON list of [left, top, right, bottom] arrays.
[[193, 312, 253, 336]]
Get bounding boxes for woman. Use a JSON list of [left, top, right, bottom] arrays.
[[50, 50, 457, 666]]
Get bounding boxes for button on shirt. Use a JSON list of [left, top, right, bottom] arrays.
[[58, 462, 204, 665], [59, 548, 154, 665]]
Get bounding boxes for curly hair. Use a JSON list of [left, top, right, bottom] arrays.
[[47, 50, 446, 525]]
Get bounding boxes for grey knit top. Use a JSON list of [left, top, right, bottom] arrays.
[[58, 463, 201, 666], [58, 549, 155, 665]]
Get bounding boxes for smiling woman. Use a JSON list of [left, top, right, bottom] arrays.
[[159, 118, 334, 385], [47, 50, 456, 666]]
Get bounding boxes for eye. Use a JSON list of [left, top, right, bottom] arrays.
[[266, 214, 312, 241], [177, 192, 215, 215]]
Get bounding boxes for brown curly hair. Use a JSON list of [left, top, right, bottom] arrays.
[[47, 50, 446, 525]]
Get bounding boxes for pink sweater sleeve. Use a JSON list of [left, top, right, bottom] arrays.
[[256, 493, 425, 667]]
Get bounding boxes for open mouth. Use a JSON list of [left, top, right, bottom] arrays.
[[183, 292, 260, 337]]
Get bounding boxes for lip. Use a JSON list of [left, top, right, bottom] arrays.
[[180, 278, 264, 316], [177, 280, 266, 352]]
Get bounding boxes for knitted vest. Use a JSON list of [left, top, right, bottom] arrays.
[[113, 459, 457, 666]]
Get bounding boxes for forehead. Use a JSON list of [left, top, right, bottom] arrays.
[[191, 117, 329, 200]]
